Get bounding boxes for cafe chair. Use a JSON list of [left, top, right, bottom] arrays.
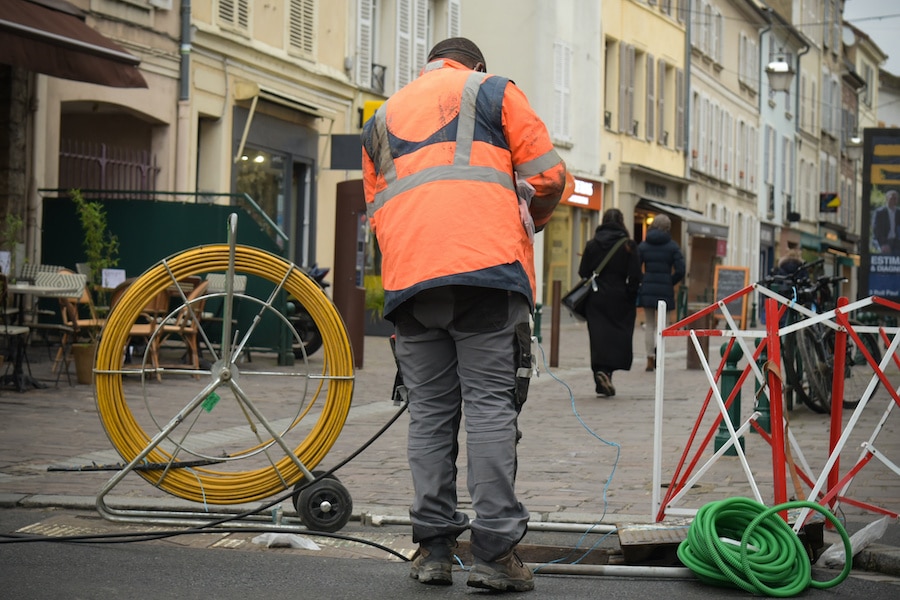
[[148, 280, 210, 380], [0, 274, 33, 392], [18, 263, 65, 284], [52, 273, 103, 378], [108, 279, 167, 377], [202, 272, 249, 361]]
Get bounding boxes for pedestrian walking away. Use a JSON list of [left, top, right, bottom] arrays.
[[636, 213, 685, 372], [578, 208, 642, 396], [361, 36, 566, 592]]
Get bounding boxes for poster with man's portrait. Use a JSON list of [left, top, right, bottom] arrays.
[[860, 128, 900, 301]]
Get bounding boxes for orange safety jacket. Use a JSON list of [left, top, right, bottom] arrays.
[[361, 58, 566, 318]]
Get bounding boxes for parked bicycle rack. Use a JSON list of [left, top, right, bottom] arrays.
[[91, 214, 356, 532], [651, 283, 900, 530]]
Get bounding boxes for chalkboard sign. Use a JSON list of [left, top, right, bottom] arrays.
[[714, 265, 750, 328]]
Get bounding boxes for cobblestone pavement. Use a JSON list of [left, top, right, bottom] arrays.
[[1, 310, 897, 534]]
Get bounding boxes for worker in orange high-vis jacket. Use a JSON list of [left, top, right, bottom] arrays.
[[362, 37, 566, 593]]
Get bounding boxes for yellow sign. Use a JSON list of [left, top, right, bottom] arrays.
[[362, 100, 384, 125]]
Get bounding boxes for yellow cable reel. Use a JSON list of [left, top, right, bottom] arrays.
[[94, 244, 354, 504]]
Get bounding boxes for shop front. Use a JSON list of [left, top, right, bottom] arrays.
[[542, 175, 603, 305], [635, 198, 729, 312]]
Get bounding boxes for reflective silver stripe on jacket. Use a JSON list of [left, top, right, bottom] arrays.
[[371, 72, 515, 212]]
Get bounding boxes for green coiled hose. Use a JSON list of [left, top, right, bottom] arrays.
[[677, 498, 852, 597]]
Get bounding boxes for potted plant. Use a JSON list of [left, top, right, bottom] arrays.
[[363, 274, 392, 336], [71, 189, 120, 296], [70, 189, 119, 384]]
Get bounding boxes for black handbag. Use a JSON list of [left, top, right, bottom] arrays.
[[562, 237, 627, 321]]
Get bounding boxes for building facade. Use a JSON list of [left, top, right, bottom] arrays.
[[1, 0, 888, 317]]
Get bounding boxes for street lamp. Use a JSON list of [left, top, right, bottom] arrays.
[[846, 136, 863, 161], [765, 57, 794, 93]]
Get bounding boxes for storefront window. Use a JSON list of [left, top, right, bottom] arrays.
[[235, 147, 287, 248]]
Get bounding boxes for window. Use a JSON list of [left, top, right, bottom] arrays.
[[618, 43, 636, 134], [218, 0, 249, 31], [288, 0, 316, 59], [691, 92, 701, 167], [725, 113, 733, 184], [864, 64, 874, 107], [552, 41, 572, 143], [657, 59, 667, 144], [357, 0, 375, 89], [783, 136, 794, 198], [738, 33, 758, 92], [801, 0, 819, 46], [646, 54, 655, 142], [395, 0, 460, 90], [810, 81, 817, 133], [675, 68, 685, 150]]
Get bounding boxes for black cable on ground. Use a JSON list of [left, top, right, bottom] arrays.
[[0, 401, 411, 562]]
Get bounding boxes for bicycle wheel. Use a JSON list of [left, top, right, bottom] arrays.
[[781, 331, 816, 409], [795, 326, 831, 413], [832, 323, 882, 410]]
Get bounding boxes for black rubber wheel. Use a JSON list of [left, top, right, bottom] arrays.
[[795, 327, 831, 413], [833, 325, 882, 410], [291, 310, 323, 358], [294, 477, 353, 532], [291, 469, 339, 492], [782, 332, 815, 409]]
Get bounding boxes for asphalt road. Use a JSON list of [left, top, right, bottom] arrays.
[[1, 507, 898, 599]]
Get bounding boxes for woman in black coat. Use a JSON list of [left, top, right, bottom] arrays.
[[636, 214, 686, 371], [578, 208, 642, 397]]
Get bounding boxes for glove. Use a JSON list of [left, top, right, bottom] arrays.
[[515, 173, 535, 243]]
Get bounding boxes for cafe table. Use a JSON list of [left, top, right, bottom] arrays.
[[2, 281, 82, 391]]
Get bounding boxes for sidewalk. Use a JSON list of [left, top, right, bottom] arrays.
[[0, 309, 897, 573]]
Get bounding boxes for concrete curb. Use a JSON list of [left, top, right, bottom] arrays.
[[3, 492, 897, 578]]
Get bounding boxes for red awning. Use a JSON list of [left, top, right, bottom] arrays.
[[0, 0, 147, 88]]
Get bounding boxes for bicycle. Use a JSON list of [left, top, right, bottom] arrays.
[[760, 261, 882, 414]]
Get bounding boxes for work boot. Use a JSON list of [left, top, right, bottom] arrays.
[[594, 371, 615, 397], [409, 536, 454, 586], [467, 548, 534, 592], [645, 356, 655, 372]]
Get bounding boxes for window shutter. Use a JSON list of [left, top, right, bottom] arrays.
[[675, 68, 684, 150], [553, 42, 571, 141], [626, 45, 635, 134], [396, 0, 412, 88], [699, 96, 708, 171], [288, 0, 316, 59], [726, 114, 733, 183], [448, 0, 461, 37], [218, 0, 249, 31], [356, 0, 373, 88], [618, 43, 628, 132], [657, 59, 666, 143], [413, 0, 428, 76], [646, 54, 655, 142]]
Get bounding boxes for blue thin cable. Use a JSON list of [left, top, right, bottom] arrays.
[[530, 338, 622, 570]]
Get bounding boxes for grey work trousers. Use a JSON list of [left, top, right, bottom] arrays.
[[393, 286, 530, 562]]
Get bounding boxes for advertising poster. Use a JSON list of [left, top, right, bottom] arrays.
[[860, 128, 900, 302]]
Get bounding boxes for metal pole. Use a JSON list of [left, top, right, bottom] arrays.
[[766, 297, 788, 518], [827, 296, 849, 510], [550, 280, 561, 368], [714, 342, 744, 455]]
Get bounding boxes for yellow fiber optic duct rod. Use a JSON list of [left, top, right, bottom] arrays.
[[94, 245, 354, 504]]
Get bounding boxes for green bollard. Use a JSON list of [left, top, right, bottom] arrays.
[[533, 303, 543, 343], [752, 338, 770, 435], [714, 343, 744, 456]]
